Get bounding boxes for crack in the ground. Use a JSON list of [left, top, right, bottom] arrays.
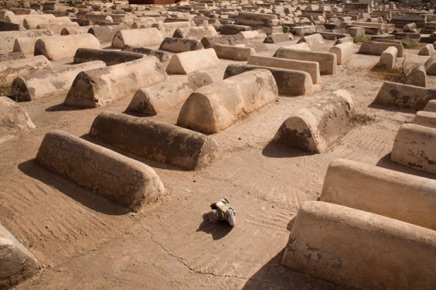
[[140, 224, 248, 281]]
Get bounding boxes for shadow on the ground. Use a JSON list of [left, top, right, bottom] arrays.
[[196, 213, 233, 240], [18, 159, 131, 215], [367, 103, 417, 114], [242, 249, 343, 290], [45, 103, 87, 112], [262, 140, 312, 158], [376, 153, 436, 179]]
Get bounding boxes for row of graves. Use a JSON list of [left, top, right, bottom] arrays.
[[0, 0, 435, 289]]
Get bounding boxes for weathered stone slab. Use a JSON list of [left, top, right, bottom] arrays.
[[321, 158, 436, 230], [173, 25, 217, 39], [379, 46, 398, 70], [406, 65, 426, 87], [424, 100, 436, 112], [166, 48, 220, 75], [358, 41, 404, 57], [200, 34, 246, 49], [212, 44, 255, 61], [372, 82, 436, 111], [263, 33, 291, 43], [73, 48, 143, 65], [158, 37, 204, 53], [0, 55, 51, 83], [0, 29, 53, 54], [329, 42, 353, 65], [11, 61, 106, 102], [88, 24, 128, 43], [34, 34, 101, 61], [234, 12, 279, 27], [112, 28, 163, 49], [224, 64, 313, 96], [274, 90, 354, 153], [60, 26, 90, 36], [0, 224, 40, 289], [177, 69, 278, 134], [90, 112, 219, 170], [282, 201, 436, 290], [413, 111, 436, 129], [297, 33, 325, 46], [391, 124, 436, 175], [425, 55, 436, 75], [248, 55, 320, 84], [36, 130, 164, 211], [122, 45, 170, 62], [23, 16, 71, 29], [126, 72, 212, 116], [65, 57, 167, 108], [0, 97, 35, 136], [419, 44, 435, 56], [274, 47, 337, 75], [219, 24, 251, 35]]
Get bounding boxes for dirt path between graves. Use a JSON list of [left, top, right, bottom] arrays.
[[1, 39, 435, 289]]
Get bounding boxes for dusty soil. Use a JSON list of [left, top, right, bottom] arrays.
[[1, 38, 435, 289]]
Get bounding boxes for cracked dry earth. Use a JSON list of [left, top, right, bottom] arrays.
[[1, 39, 435, 289]]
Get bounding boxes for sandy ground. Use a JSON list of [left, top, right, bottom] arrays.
[[1, 38, 435, 289]]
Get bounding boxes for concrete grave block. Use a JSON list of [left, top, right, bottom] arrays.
[[239, 30, 267, 40], [36, 22, 79, 35], [424, 55, 436, 75], [274, 47, 337, 75], [11, 61, 105, 102], [274, 90, 354, 153], [424, 100, 436, 112], [88, 24, 128, 43], [0, 55, 51, 83], [248, 55, 320, 84], [234, 12, 279, 27], [372, 82, 436, 111], [0, 224, 40, 289], [329, 42, 353, 65], [73, 48, 144, 66], [166, 48, 220, 75], [279, 42, 311, 51], [321, 158, 436, 230], [406, 65, 427, 87], [0, 97, 35, 133], [126, 72, 213, 116], [159, 37, 204, 53], [34, 34, 101, 61], [391, 124, 436, 175], [282, 201, 436, 290], [358, 41, 404, 57], [122, 45, 170, 62], [219, 24, 251, 35], [173, 25, 217, 39], [379, 46, 398, 69], [212, 44, 255, 61], [263, 33, 291, 43], [224, 64, 313, 96], [413, 111, 436, 129], [177, 69, 278, 134], [200, 34, 246, 49], [60, 26, 90, 36], [297, 33, 325, 46], [112, 28, 163, 49], [65, 57, 167, 108], [90, 112, 219, 170], [36, 130, 164, 211], [418, 44, 435, 56], [0, 29, 53, 54]]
